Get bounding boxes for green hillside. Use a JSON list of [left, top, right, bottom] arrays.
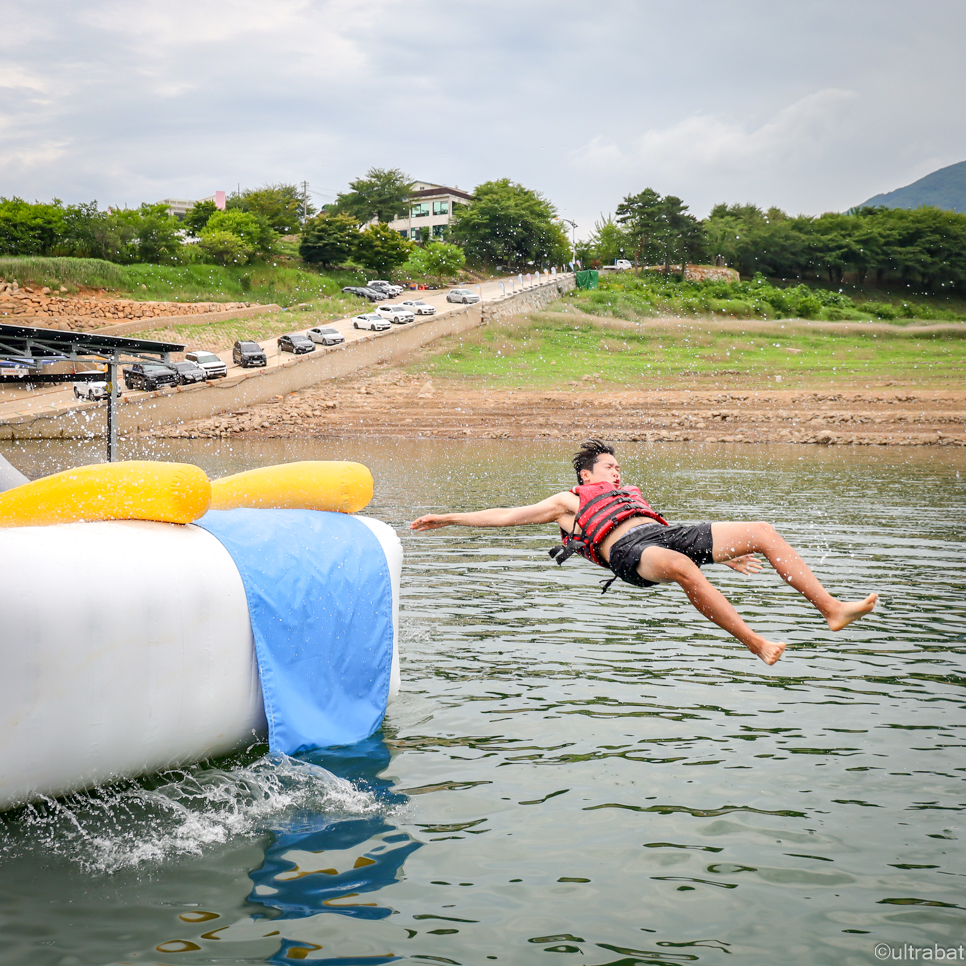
[[858, 159, 966, 213]]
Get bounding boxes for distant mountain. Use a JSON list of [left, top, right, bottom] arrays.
[[856, 160, 966, 213]]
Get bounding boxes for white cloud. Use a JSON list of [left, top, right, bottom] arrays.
[[0, 65, 48, 92], [572, 89, 860, 186]]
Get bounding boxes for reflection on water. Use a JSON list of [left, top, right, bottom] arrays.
[[0, 437, 964, 965], [249, 738, 420, 926]]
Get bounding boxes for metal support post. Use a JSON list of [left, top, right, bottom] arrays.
[[106, 359, 117, 462]]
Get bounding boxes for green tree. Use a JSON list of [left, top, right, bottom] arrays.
[[703, 204, 807, 278], [406, 241, 466, 285], [202, 209, 278, 259], [183, 200, 219, 236], [197, 230, 254, 265], [228, 183, 312, 234], [352, 221, 413, 275], [332, 168, 414, 224], [655, 195, 706, 275], [448, 178, 569, 268], [615, 188, 664, 268], [107, 204, 184, 264], [299, 212, 360, 267], [0, 198, 67, 256]]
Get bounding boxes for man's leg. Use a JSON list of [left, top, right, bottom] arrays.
[[711, 521, 877, 631], [635, 546, 786, 665]]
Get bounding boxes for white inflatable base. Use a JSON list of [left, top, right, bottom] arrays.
[[0, 515, 402, 811]]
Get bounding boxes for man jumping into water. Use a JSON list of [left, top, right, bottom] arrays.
[[410, 439, 877, 666]]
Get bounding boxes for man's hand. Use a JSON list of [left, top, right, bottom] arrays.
[[410, 514, 450, 531], [723, 554, 763, 575]]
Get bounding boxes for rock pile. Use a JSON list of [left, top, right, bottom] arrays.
[[0, 279, 249, 332]]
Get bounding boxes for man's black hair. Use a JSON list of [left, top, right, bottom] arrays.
[[572, 438, 615, 484]]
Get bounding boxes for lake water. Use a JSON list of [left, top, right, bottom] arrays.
[[1, 438, 964, 966]]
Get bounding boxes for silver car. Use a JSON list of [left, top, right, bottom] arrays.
[[446, 288, 481, 304], [307, 326, 346, 346]]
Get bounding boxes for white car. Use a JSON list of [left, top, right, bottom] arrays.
[[73, 376, 112, 400], [401, 299, 436, 316], [184, 350, 228, 379], [367, 279, 404, 297], [446, 288, 481, 304], [307, 326, 346, 346], [352, 313, 391, 331], [376, 305, 415, 324]]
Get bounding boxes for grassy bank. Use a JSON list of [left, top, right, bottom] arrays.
[[0, 256, 368, 307], [568, 273, 966, 323], [411, 311, 966, 390]]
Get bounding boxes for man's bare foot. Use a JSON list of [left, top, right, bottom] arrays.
[[826, 593, 878, 632], [749, 639, 786, 665]]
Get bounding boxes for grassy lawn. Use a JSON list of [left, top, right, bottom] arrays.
[[410, 312, 966, 390], [566, 273, 966, 324]]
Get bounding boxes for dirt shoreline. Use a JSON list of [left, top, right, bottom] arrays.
[[147, 365, 966, 448]]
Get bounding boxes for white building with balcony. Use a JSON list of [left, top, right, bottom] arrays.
[[158, 192, 226, 220], [387, 182, 473, 240]]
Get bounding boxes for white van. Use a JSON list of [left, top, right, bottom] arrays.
[[614, 259, 633, 270]]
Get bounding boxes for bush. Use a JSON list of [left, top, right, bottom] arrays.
[[202, 210, 278, 259], [197, 230, 254, 266]]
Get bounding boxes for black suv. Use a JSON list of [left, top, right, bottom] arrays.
[[123, 363, 179, 391], [233, 340, 268, 367], [278, 333, 315, 354]]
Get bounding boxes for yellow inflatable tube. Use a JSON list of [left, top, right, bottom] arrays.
[[210, 461, 373, 514], [0, 461, 211, 528]]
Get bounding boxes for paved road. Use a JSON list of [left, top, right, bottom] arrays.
[[0, 273, 568, 423]]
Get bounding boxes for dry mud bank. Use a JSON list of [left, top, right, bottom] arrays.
[[147, 368, 966, 448]]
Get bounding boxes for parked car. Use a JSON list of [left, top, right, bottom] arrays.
[[307, 326, 346, 346], [167, 360, 208, 385], [277, 333, 315, 354], [614, 259, 633, 270], [342, 285, 387, 302], [400, 298, 436, 316], [184, 350, 228, 379], [446, 288, 481, 304], [233, 340, 268, 368], [366, 279, 404, 297], [123, 363, 179, 391], [376, 304, 415, 324], [352, 313, 391, 331], [72, 374, 111, 400]]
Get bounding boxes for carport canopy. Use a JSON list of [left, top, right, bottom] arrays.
[[0, 323, 185, 460]]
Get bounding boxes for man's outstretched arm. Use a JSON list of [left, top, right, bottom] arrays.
[[411, 492, 574, 531]]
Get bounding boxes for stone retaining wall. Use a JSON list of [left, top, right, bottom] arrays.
[[0, 278, 251, 332], [482, 275, 576, 322]]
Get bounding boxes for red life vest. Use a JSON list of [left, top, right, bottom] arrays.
[[549, 482, 669, 569]]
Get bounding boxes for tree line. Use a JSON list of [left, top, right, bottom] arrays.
[[0, 168, 571, 278], [580, 191, 966, 293]]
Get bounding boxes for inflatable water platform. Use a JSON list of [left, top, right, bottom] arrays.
[[0, 460, 401, 811]]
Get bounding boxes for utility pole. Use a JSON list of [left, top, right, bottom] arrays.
[[561, 219, 577, 261], [301, 181, 309, 223]]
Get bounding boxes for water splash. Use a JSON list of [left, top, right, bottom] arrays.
[[0, 754, 383, 875]]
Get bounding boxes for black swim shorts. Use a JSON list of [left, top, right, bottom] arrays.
[[607, 522, 714, 588]]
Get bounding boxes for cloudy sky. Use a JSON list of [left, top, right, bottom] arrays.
[[3, 0, 965, 236]]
